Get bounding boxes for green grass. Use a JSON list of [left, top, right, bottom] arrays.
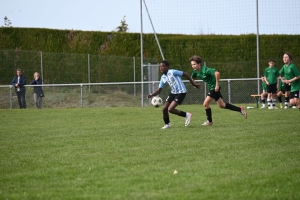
[[0, 105, 299, 199]]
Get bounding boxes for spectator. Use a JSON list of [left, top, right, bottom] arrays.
[[11, 69, 26, 109], [30, 72, 43, 109]]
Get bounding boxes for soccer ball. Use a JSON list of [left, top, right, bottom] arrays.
[[151, 96, 163, 107]]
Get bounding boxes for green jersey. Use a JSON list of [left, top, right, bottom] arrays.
[[279, 63, 300, 92], [262, 81, 267, 91], [278, 79, 285, 92], [264, 67, 279, 84], [191, 66, 216, 90]]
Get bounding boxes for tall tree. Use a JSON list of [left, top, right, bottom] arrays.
[[115, 16, 128, 32]]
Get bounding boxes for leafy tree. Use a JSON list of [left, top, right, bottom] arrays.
[[115, 15, 128, 32], [4, 16, 12, 27]]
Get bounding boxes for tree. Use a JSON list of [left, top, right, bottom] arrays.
[[4, 16, 12, 27], [115, 15, 128, 33]]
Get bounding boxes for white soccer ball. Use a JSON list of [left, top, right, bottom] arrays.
[[151, 96, 163, 107]]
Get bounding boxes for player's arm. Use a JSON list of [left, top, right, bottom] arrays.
[[286, 75, 300, 84], [286, 66, 300, 84], [182, 72, 200, 88], [214, 71, 220, 91], [147, 88, 162, 99], [264, 76, 270, 85]]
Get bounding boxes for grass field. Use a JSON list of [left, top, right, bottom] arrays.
[[0, 105, 299, 199]]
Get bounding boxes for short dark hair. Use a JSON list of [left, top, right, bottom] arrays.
[[284, 52, 292, 61], [160, 60, 169, 67], [189, 55, 202, 64], [268, 58, 275, 63]]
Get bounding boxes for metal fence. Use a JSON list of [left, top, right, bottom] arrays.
[[0, 78, 260, 109], [0, 50, 142, 85]]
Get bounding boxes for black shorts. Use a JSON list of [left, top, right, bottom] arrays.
[[267, 83, 277, 94], [284, 83, 291, 92], [290, 91, 300, 99], [166, 93, 186, 105], [207, 87, 223, 101]]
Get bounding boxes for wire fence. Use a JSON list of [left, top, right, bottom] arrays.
[[0, 50, 140, 85], [0, 78, 260, 109]]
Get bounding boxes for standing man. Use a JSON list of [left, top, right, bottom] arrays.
[[189, 55, 247, 126], [147, 60, 200, 129], [11, 69, 27, 109]]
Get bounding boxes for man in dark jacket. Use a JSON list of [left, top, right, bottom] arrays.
[[11, 69, 27, 109]]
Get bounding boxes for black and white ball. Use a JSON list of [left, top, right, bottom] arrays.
[[151, 96, 163, 107]]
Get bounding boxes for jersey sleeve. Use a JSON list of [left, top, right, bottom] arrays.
[[172, 69, 183, 77], [204, 67, 215, 76], [263, 68, 267, 77], [158, 78, 165, 88], [191, 70, 197, 79], [291, 64, 300, 77], [279, 66, 284, 74]]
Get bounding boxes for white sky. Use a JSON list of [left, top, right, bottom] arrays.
[[1, 0, 299, 35]]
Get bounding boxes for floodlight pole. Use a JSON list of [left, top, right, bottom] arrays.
[[143, 0, 165, 60], [40, 51, 44, 89], [140, 0, 144, 107], [256, 0, 260, 94]]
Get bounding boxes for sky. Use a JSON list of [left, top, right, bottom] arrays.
[[1, 0, 299, 35]]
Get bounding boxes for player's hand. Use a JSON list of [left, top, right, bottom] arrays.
[[215, 85, 219, 92], [194, 84, 200, 89], [147, 94, 152, 99]]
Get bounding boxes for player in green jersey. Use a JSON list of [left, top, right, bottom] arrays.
[[280, 53, 300, 110], [277, 78, 297, 108], [189, 55, 247, 126], [263, 59, 280, 109], [260, 76, 268, 109], [276, 79, 285, 108], [279, 53, 292, 108]]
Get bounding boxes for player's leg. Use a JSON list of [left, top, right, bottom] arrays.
[[161, 94, 173, 129], [270, 84, 277, 108], [216, 97, 247, 119], [266, 84, 273, 109], [296, 90, 300, 110], [202, 95, 214, 126], [261, 91, 266, 108], [267, 93, 273, 109], [167, 93, 192, 126], [277, 91, 283, 108], [167, 93, 185, 115], [290, 91, 299, 109], [284, 84, 291, 108]]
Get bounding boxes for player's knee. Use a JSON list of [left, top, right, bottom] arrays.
[[168, 107, 176, 113], [218, 103, 225, 108], [203, 102, 210, 108]]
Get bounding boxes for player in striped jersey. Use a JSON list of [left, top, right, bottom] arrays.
[[147, 60, 200, 129]]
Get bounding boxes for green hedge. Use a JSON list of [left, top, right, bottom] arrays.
[[0, 28, 299, 84]]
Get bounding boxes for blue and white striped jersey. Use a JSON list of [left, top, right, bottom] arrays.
[[158, 69, 187, 94]]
